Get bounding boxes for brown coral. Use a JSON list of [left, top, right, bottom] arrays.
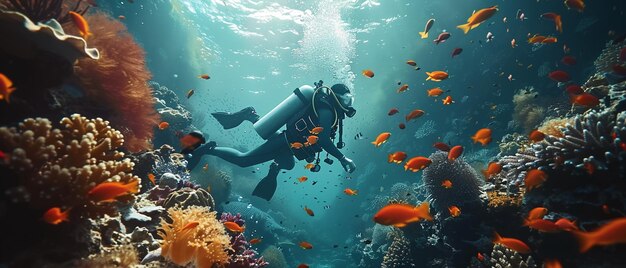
[[158, 206, 231, 268], [537, 117, 573, 138], [0, 114, 140, 218], [487, 191, 522, 208], [64, 12, 158, 152]]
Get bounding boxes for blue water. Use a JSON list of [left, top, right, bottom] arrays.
[[98, 0, 625, 266]]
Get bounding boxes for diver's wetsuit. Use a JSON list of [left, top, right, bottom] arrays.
[[186, 94, 347, 200]]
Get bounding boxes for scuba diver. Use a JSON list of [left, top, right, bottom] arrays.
[[184, 81, 357, 201]]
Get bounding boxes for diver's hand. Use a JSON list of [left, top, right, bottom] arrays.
[[340, 156, 356, 173]]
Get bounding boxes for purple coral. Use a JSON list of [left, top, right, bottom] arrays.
[[220, 213, 268, 268]]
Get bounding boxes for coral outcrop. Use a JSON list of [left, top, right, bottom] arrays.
[[381, 231, 415, 268], [150, 81, 194, 150], [486, 244, 536, 268], [261, 246, 288, 268], [162, 187, 215, 210], [220, 213, 268, 267]]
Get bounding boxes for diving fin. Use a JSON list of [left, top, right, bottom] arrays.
[[252, 163, 280, 201], [212, 107, 259, 130]]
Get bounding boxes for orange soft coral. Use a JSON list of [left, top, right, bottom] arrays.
[[538, 117, 573, 138], [159, 206, 232, 268], [64, 12, 158, 152]]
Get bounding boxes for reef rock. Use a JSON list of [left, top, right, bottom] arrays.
[[162, 188, 215, 210]]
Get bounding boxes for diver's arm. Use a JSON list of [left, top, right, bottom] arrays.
[[317, 105, 356, 173]]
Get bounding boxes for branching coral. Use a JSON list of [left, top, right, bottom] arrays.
[[487, 244, 536, 268], [65, 12, 158, 152], [538, 117, 573, 138], [162, 188, 215, 210], [381, 231, 415, 268], [159, 206, 232, 267], [0, 114, 140, 218], [0, 0, 90, 24], [487, 191, 522, 208], [220, 213, 268, 268]]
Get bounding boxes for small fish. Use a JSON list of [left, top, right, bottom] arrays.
[[297, 264, 310, 268], [433, 142, 451, 152], [158, 121, 170, 130], [527, 207, 548, 221], [427, 87, 445, 97], [419, 18, 435, 39], [564, 44, 571, 54], [525, 169, 548, 191], [508, 74, 514, 81], [388, 151, 408, 164], [305, 135, 319, 146], [298, 176, 308, 183], [198, 74, 211, 80], [426, 71, 449, 81], [434, 32, 451, 44], [544, 259, 563, 268], [88, 180, 140, 203], [584, 162, 595, 175], [0, 73, 16, 103], [305, 163, 316, 170], [180, 221, 200, 232], [471, 128, 492, 146], [442, 96, 454, 105], [541, 13, 563, 33], [43, 207, 70, 225], [516, 9, 526, 21], [613, 64, 626, 76], [524, 219, 561, 232], [147, 173, 156, 185], [566, 84, 584, 95], [180, 133, 202, 151], [68, 11, 92, 39], [406, 60, 417, 66], [573, 217, 626, 252], [448, 145, 463, 160], [250, 238, 262, 245], [373, 202, 433, 227], [441, 180, 453, 189], [404, 156, 432, 172], [388, 108, 399, 116], [457, 6, 499, 34], [493, 232, 531, 254], [511, 39, 517, 48], [398, 123, 406, 129], [561, 56, 577, 67], [344, 188, 358, 195], [397, 84, 409, 93], [309, 127, 324, 134], [448, 206, 461, 217], [555, 218, 579, 231], [186, 89, 195, 99], [451, 48, 463, 58], [291, 142, 304, 149], [571, 93, 599, 107], [564, 0, 585, 12], [362, 69, 375, 78], [529, 130, 545, 142], [542, 37, 558, 44], [476, 252, 485, 262], [224, 221, 245, 233], [372, 132, 391, 147], [405, 109, 425, 122], [299, 241, 313, 249], [304, 206, 315, 217], [486, 32, 494, 42], [118, 15, 126, 20]]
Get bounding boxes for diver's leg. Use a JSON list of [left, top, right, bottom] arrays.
[[252, 148, 295, 201], [211, 107, 260, 129], [188, 133, 288, 169]]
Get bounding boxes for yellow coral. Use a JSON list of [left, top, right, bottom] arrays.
[[0, 114, 140, 218], [487, 191, 523, 208], [159, 206, 231, 268], [538, 117, 573, 138]]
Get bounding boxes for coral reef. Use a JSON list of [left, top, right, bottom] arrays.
[[66, 12, 158, 152], [261, 245, 288, 268], [162, 187, 215, 210], [222, 202, 287, 238], [73, 244, 139, 268], [150, 81, 195, 150], [593, 40, 624, 73], [537, 117, 572, 138], [220, 213, 268, 268], [486, 190, 522, 208], [0, 0, 90, 24], [195, 163, 233, 205], [381, 231, 415, 268], [487, 244, 536, 268], [158, 206, 232, 267]]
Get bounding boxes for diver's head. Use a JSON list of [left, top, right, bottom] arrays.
[[330, 83, 356, 118]]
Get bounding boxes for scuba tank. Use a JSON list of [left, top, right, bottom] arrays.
[[253, 85, 315, 140]]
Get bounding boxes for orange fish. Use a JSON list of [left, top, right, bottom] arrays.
[[529, 130, 545, 142], [388, 108, 399, 116], [564, 0, 585, 12], [249, 238, 262, 245], [584, 162, 595, 175], [476, 252, 485, 262], [571, 93, 599, 107], [441, 180, 453, 189], [388, 151, 408, 164], [198, 74, 210, 80], [397, 84, 409, 93], [427, 87, 444, 97], [525, 169, 548, 191], [457, 6, 499, 34], [362, 69, 375, 78], [542, 37, 558, 44], [186, 89, 195, 99], [482, 162, 502, 179], [471, 128, 492, 146], [544, 259, 563, 268], [304, 206, 314, 216], [433, 142, 451, 152], [373, 202, 433, 227], [524, 219, 561, 233], [88, 180, 140, 203], [448, 206, 461, 217], [291, 142, 304, 149], [0, 73, 16, 103], [158, 121, 170, 130], [224, 221, 245, 233], [425, 71, 449, 81], [180, 221, 200, 232], [405, 109, 425, 122], [180, 134, 202, 149], [310, 127, 324, 135], [493, 232, 531, 254], [442, 95, 454, 105], [404, 156, 432, 172], [527, 207, 548, 221], [68, 11, 92, 39], [297, 264, 309, 268], [344, 188, 358, 195], [447, 145, 463, 161], [147, 173, 156, 185], [298, 176, 308, 183], [118, 15, 126, 20], [528, 34, 547, 44], [406, 60, 417, 66], [305, 135, 319, 146], [573, 217, 626, 252], [43, 207, 70, 225], [555, 218, 579, 231], [203, 163, 209, 172], [299, 241, 313, 249], [372, 132, 391, 147], [541, 13, 563, 33], [304, 163, 316, 170]]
